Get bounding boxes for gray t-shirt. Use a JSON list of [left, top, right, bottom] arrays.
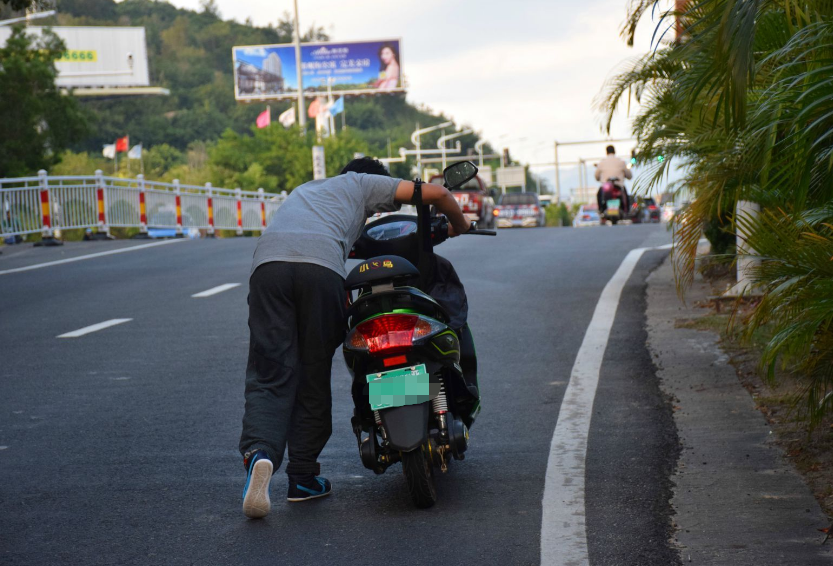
[[251, 172, 401, 278]]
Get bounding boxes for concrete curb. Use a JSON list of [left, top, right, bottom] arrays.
[[645, 254, 832, 565]]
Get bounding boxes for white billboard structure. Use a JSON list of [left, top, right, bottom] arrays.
[[0, 26, 168, 96], [496, 166, 526, 193]]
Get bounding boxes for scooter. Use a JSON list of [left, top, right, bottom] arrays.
[[342, 161, 495, 508], [600, 177, 627, 225]]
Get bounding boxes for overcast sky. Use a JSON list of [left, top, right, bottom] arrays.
[[168, 0, 668, 193]]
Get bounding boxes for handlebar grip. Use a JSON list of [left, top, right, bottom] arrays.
[[466, 229, 497, 236]]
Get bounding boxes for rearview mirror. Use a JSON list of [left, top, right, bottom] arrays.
[[442, 161, 478, 190]]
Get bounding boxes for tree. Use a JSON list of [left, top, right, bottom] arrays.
[[0, 26, 89, 176], [1, 0, 35, 12]]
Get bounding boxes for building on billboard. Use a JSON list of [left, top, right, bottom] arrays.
[[235, 61, 284, 96], [232, 39, 404, 101], [0, 26, 168, 97], [262, 52, 283, 77]]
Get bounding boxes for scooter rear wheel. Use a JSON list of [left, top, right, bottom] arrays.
[[401, 445, 437, 509]]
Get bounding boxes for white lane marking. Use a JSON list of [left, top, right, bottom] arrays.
[[0, 239, 185, 276], [192, 283, 241, 298], [57, 318, 133, 338], [541, 247, 649, 565]]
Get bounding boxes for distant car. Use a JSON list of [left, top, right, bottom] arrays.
[[538, 195, 554, 208], [630, 196, 661, 223], [494, 192, 545, 228], [429, 173, 495, 229], [573, 204, 600, 227]]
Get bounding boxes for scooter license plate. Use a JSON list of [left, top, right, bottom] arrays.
[[366, 364, 432, 411]]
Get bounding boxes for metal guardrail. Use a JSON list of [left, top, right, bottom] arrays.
[[0, 170, 287, 240]]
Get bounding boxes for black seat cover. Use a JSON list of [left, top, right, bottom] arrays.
[[345, 255, 419, 290]]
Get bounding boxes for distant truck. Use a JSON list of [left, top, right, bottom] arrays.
[[429, 173, 496, 229]]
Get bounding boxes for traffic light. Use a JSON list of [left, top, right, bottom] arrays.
[[657, 155, 665, 163], [630, 149, 637, 165]]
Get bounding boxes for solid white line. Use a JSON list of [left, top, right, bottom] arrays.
[[540, 247, 648, 565], [57, 318, 133, 338], [191, 283, 241, 298], [0, 239, 186, 276]]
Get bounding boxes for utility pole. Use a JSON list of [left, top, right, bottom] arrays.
[[554, 141, 560, 203], [293, 0, 306, 133]]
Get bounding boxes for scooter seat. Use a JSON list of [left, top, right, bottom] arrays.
[[346, 287, 450, 328], [345, 255, 419, 291]]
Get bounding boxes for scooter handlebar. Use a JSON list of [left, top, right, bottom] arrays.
[[466, 229, 497, 236]]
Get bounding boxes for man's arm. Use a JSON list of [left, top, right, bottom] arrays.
[[394, 181, 470, 236], [623, 165, 633, 180], [594, 165, 602, 182]]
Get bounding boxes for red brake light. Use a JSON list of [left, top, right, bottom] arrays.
[[648, 205, 657, 210], [348, 315, 439, 355], [356, 315, 417, 354]]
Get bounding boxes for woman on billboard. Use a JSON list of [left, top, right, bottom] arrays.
[[373, 44, 400, 90]]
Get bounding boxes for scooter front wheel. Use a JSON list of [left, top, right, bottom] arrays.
[[401, 444, 437, 509]]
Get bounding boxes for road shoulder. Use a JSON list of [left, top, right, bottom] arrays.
[[646, 254, 832, 564]]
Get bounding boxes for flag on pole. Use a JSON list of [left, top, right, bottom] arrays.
[[256, 107, 271, 129], [102, 144, 116, 159], [115, 136, 129, 153], [307, 98, 321, 119], [127, 144, 142, 160], [278, 107, 295, 128], [328, 97, 344, 116]]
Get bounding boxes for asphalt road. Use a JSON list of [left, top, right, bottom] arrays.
[[0, 224, 674, 566]]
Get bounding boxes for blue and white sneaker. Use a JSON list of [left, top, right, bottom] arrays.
[[287, 476, 332, 502], [242, 450, 273, 519]]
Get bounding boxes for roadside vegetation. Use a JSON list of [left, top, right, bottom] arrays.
[[602, 1, 833, 426]]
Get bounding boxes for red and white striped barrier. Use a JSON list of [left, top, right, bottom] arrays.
[[0, 170, 287, 242]]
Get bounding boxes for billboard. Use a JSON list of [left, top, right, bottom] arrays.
[[0, 26, 150, 88], [233, 39, 403, 101]]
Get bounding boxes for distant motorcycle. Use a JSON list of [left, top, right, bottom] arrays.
[[598, 177, 628, 225], [343, 161, 495, 508]]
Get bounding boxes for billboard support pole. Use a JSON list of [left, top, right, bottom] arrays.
[[293, 0, 306, 134]]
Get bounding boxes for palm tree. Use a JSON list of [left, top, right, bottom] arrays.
[[600, 0, 833, 424]]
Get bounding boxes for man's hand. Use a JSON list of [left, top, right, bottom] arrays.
[[448, 221, 471, 238]]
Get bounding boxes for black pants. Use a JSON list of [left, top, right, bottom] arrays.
[[239, 261, 346, 477]]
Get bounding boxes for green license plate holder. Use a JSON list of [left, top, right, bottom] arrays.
[[367, 364, 432, 411]]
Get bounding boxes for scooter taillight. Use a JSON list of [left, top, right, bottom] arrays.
[[348, 314, 441, 354]]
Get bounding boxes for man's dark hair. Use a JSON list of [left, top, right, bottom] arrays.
[[606, 145, 616, 155], [340, 156, 390, 176]]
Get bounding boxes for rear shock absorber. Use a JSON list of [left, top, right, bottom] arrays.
[[432, 378, 449, 442]]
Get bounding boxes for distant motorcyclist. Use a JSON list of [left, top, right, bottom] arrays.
[[595, 145, 632, 216]]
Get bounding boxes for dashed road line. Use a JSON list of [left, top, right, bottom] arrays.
[[57, 318, 133, 338], [0, 239, 186, 276], [192, 283, 241, 298]]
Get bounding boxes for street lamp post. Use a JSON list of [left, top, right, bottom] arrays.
[[293, 0, 306, 133], [410, 121, 453, 176], [0, 10, 56, 25], [437, 129, 473, 171], [474, 140, 485, 167]]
